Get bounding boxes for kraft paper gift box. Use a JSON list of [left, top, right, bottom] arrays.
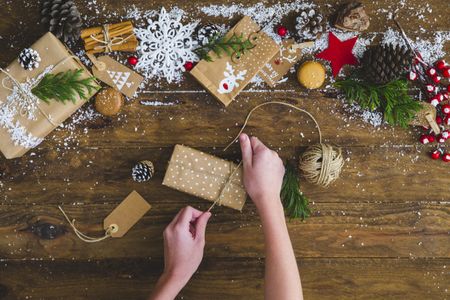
[[190, 16, 280, 107], [0, 32, 99, 159], [163, 144, 247, 211]]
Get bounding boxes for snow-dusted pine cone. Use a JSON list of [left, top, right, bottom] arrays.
[[132, 160, 155, 182], [18, 48, 41, 70], [41, 0, 82, 42], [295, 9, 323, 41], [196, 23, 222, 46]]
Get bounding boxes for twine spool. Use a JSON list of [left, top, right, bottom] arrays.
[[224, 101, 344, 187]]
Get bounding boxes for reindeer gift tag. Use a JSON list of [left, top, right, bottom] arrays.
[[191, 16, 280, 106], [259, 40, 313, 87], [87, 54, 144, 98]]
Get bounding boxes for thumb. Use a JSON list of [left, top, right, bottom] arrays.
[[195, 212, 211, 242], [239, 133, 253, 169]]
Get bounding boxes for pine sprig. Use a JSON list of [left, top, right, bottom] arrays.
[[281, 163, 311, 220], [334, 78, 422, 127], [194, 33, 255, 62], [32, 69, 99, 104]]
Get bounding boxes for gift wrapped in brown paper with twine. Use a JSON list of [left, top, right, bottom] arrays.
[[190, 16, 280, 107], [0, 32, 100, 159], [163, 145, 247, 211]]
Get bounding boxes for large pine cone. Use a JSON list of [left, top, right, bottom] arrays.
[[41, 0, 82, 42], [362, 44, 414, 85]]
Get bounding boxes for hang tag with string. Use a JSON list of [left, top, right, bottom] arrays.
[[59, 190, 151, 242]]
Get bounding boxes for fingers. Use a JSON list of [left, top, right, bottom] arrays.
[[250, 136, 267, 154], [239, 133, 253, 169], [176, 206, 203, 227], [194, 212, 212, 242]]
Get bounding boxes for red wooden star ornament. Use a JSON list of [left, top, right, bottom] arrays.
[[316, 32, 359, 77]]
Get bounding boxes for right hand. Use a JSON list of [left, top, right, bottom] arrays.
[[239, 133, 285, 211]]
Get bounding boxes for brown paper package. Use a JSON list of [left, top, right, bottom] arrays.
[[190, 16, 280, 107], [163, 145, 247, 211], [0, 32, 99, 159]]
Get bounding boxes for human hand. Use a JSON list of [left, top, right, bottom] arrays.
[[162, 206, 211, 286], [239, 133, 285, 212]]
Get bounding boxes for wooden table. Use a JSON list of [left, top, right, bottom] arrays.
[[0, 1, 448, 299]]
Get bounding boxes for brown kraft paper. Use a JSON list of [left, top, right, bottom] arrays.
[[190, 16, 280, 107], [163, 145, 247, 211], [0, 32, 99, 159]]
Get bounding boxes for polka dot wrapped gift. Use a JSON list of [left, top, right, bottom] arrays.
[[163, 144, 246, 211]]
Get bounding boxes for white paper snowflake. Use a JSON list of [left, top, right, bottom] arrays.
[[135, 8, 199, 83]]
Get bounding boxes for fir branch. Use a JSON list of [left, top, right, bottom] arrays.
[[281, 163, 311, 220], [32, 69, 99, 104], [334, 78, 422, 127], [194, 33, 255, 62]]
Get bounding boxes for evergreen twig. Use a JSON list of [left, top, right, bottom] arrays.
[[194, 33, 255, 62], [281, 163, 311, 220], [32, 69, 99, 104], [334, 78, 423, 127]]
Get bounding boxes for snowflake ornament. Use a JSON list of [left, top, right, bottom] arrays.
[[135, 8, 199, 83]]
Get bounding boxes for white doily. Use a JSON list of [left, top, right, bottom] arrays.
[[135, 8, 199, 83]]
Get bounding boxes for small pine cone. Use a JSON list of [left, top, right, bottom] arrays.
[[362, 43, 414, 85], [295, 8, 323, 41], [41, 0, 83, 42], [196, 23, 222, 46], [132, 160, 155, 183], [18, 48, 41, 70]]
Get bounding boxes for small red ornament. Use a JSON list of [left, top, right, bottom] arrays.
[[408, 71, 417, 81], [431, 75, 441, 84], [127, 56, 138, 66], [315, 32, 359, 77], [443, 153, 450, 162], [426, 67, 437, 77], [435, 59, 447, 70], [184, 61, 194, 71], [436, 116, 443, 125], [442, 67, 450, 78], [426, 84, 435, 93], [442, 104, 450, 115], [431, 150, 441, 160], [429, 96, 440, 107], [277, 26, 288, 37], [437, 134, 447, 143], [419, 134, 433, 144]]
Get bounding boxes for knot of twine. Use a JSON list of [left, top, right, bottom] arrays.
[[224, 101, 344, 188], [58, 206, 115, 243], [91, 24, 134, 52], [207, 161, 242, 212]]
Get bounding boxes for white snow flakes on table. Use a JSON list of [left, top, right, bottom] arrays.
[[134, 7, 199, 84]]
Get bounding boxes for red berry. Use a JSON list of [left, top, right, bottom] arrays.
[[445, 116, 450, 126], [437, 134, 447, 143], [442, 67, 450, 78], [442, 130, 450, 139], [436, 116, 443, 124], [127, 56, 138, 66], [443, 153, 450, 162], [432, 75, 441, 84], [427, 67, 437, 77], [277, 26, 288, 37], [442, 104, 450, 114], [436, 60, 447, 70], [419, 134, 433, 144], [184, 61, 194, 71], [431, 150, 441, 160], [426, 84, 435, 93], [429, 96, 440, 107], [408, 71, 417, 81]]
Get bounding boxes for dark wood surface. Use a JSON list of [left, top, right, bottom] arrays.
[[0, 0, 449, 299]]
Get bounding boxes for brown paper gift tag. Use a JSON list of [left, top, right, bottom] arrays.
[[191, 16, 280, 107], [0, 32, 99, 159], [259, 40, 313, 87], [89, 55, 143, 98], [104, 190, 151, 238], [163, 145, 247, 211]]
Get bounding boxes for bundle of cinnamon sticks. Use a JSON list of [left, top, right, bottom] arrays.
[[81, 21, 138, 54]]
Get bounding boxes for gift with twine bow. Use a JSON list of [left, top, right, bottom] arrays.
[[0, 32, 99, 159], [81, 21, 138, 54]]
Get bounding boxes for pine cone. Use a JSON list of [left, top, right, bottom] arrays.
[[196, 23, 222, 46], [362, 44, 414, 85], [132, 160, 155, 182], [41, 0, 82, 42], [295, 8, 323, 41], [18, 48, 41, 70]]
